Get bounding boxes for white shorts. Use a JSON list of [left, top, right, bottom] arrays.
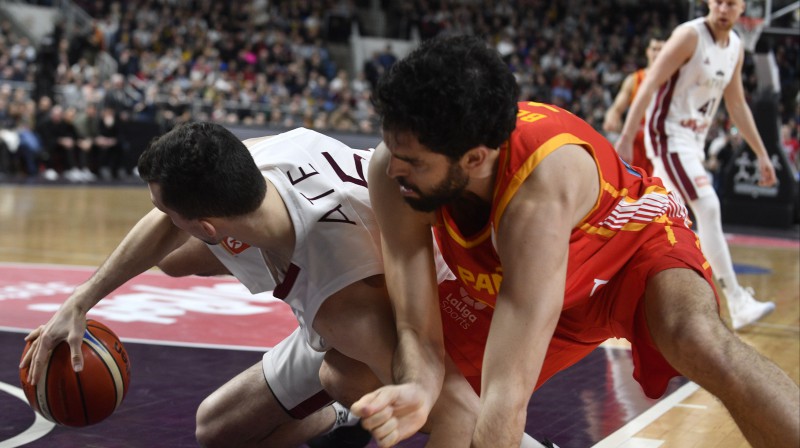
[[647, 131, 714, 202], [260, 243, 456, 420], [262, 328, 329, 419], [651, 149, 715, 202]]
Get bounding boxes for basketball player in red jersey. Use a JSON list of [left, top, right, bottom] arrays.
[[350, 35, 799, 448], [603, 36, 665, 175]]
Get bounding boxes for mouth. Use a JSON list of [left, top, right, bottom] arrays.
[[397, 180, 419, 197], [399, 184, 417, 197]]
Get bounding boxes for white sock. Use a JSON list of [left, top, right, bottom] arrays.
[[689, 194, 739, 295], [325, 401, 359, 434]]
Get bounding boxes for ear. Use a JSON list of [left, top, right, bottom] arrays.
[[198, 219, 218, 240], [461, 146, 495, 178]]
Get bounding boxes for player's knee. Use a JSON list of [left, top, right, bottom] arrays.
[[195, 394, 225, 448], [658, 311, 734, 376], [320, 351, 382, 407], [156, 259, 187, 278], [691, 193, 722, 223], [319, 357, 335, 391]]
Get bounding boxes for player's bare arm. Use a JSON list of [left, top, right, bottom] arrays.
[[721, 47, 777, 187], [617, 26, 697, 160], [603, 73, 636, 133], [473, 144, 600, 447], [351, 142, 444, 447], [21, 208, 190, 384]]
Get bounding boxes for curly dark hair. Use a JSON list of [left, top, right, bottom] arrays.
[[373, 35, 520, 160], [137, 122, 266, 220]]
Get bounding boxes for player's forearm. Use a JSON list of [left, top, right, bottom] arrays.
[[619, 93, 649, 142], [472, 287, 561, 447], [728, 103, 769, 160], [73, 209, 188, 310], [393, 327, 445, 411], [602, 108, 622, 132], [472, 341, 548, 447], [472, 386, 529, 447]]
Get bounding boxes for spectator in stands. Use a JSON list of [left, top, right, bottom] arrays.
[[0, 0, 796, 174], [376, 44, 398, 71], [96, 105, 122, 180], [73, 102, 99, 174], [781, 123, 800, 176], [63, 106, 95, 181], [363, 50, 385, 89], [104, 73, 132, 118], [38, 105, 79, 181], [34, 96, 53, 128]]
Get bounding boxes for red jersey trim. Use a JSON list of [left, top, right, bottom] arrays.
[[492, 132, 597, 231], [440, 212, 492, 248]]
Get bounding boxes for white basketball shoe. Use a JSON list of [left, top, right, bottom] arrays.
[[726, 286, 775, 330]]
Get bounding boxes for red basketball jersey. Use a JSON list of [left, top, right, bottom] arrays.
[[434, 102, 712, 397], [434, 101, 690, 312]]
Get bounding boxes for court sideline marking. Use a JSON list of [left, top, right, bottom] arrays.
[[0, 381, 55, 448], [592, 381, 701, 447]]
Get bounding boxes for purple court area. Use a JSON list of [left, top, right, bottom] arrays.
[[0, 330, 687, 447]]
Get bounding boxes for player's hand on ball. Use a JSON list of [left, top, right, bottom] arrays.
[[20, 305, 87, 385], [351, 383, 432, 447]]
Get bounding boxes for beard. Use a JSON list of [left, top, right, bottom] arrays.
[[401, 162, 469, 212]]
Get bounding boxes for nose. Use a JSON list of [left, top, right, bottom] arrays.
[[386, 156, 409, 179]]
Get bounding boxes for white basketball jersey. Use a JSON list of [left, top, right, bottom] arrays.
[[645, 18, 741, 157], [207, 128, 383, 350]]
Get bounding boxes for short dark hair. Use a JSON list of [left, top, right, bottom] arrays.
[[372, 35, 519, 160], [138, 122, 266, 220]]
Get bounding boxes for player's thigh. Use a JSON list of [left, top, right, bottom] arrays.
[[198, 329, 327, 437], [262, 327, 330, 419], [320, 349, 383, 407], [197, 361, 291, 438], [653, 149, 714, 202], [158, 237, 229, 277], [644, 267, 725, 360], [313, 275, 395, 382]]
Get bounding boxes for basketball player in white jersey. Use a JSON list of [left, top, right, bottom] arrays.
[[21, 123, 547, 448], [616, 0, 777, 330]]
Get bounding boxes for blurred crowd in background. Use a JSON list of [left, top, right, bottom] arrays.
[[1, 0, 798, 183]]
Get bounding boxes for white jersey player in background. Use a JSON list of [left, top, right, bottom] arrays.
[[616, 0, 777, 330]]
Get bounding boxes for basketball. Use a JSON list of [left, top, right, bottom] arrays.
[[18, 319, 131, 427]]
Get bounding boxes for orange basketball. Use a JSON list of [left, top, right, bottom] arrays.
[[19, 319, 131, 427]]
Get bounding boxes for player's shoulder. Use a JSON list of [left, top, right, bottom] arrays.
[[368, 142, 391, 176], [673, 20, 701, 41], [367, 143, 396, 199], [242, 135, 274, 148]]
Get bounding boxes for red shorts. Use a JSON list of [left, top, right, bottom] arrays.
[[438, 222, 718, 399]]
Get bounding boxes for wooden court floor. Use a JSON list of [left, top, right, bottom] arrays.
[[1, 184, 798, 447]]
